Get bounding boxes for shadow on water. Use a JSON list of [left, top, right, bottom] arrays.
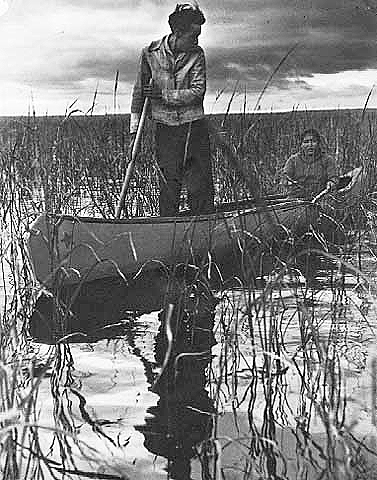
[[31, 267, 218, 479], [30, 268, 175, 343]]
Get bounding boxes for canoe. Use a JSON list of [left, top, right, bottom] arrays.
[[28, 197, 311, 288], [27, 167, 363, 289]]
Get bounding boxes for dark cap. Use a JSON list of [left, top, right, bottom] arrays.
[[168, 2, 206, 32]]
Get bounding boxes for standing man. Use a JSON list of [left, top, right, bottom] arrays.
[[130, 2, 214, 217]]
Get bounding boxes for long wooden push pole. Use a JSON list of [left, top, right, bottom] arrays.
[[115, 97, 150, 219]]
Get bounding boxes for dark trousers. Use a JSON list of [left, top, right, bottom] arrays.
[[155, 119, 214, 217]]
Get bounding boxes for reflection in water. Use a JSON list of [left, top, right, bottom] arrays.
[[29, 268, 175, 343], [31, 268, 218, 479], [135, 274, 217, 479], [136, 366, 214, 479], [29, 251, 377, 478]]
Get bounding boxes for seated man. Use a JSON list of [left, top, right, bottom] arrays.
[[283, 128, 338, 199]]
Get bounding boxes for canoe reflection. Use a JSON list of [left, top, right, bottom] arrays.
[[30, 269, 181, 343]]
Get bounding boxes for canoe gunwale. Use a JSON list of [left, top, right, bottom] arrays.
[[48, 198, 310, 227]]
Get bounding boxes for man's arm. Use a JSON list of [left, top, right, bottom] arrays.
[[325, 155, 339, 190], [282, 156, 305, 195], [282, 157, 296, 186], [130, 49, 152, 133]]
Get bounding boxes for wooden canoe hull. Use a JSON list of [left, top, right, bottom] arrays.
[[28, 198, 313, 288]]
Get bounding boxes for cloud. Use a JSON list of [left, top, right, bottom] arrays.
[[0, 0, 9, 16], [0, 1, 166, 82], [0, 0, 376, 114], [200, 0, 377, 97]]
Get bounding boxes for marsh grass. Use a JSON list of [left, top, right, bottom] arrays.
[[0, 107, 377, 478], [205, 263, 376, 479]]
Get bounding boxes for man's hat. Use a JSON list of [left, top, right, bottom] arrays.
[[168, 2, 206, 32]]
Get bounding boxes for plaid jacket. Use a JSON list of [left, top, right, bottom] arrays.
[[130, 35, 206, 133]]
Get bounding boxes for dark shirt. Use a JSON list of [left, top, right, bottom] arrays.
[[283, 152, 338, 198]]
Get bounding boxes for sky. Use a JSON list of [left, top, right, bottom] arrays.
[[0, 0, 376, 116]]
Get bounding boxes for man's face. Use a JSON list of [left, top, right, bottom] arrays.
[[301, 134, 318, 157], [176, 23, 202, 51]]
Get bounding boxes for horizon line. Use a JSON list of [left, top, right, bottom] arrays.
[[0, 106, 376, 119]]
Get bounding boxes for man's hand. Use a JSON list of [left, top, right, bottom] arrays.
[[326, 179, 337, 191], [143, 82, 162, 100]]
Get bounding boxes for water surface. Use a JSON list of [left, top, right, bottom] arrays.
[[29, 258, 377, 479]]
